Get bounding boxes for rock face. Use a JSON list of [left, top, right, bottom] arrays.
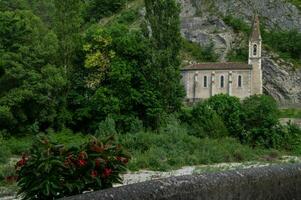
[[179, 0, 301, 105], [263, 51, 301, 106]]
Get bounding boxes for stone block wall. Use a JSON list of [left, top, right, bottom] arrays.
[[62, 164, 301, 200]]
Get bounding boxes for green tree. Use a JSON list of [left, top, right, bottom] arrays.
[[0, 10, 67, 135], [190, 102, 229, 138], [205, 94, 243, 140], [54, 0, 83, 74], [241, 95, 279, 147], [0, 0, 29, 11], [143, 0, 185, 128]]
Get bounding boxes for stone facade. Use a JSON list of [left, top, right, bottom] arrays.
[[182, 16, 262, 102]]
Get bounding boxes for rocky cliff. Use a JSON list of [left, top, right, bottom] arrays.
[[179, 0, 301, 106]]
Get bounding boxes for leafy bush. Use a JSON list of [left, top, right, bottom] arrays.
[[205, 94, 243, 140], [48, 129, 89, 149], [115, 9, 139, 25], [95, 116, 118, 137], [118, 124, 278, 171], [277, 122, 301, 153], [182, 39, 218, 62], [263, 29, 301, 63], [85, 0, 128, 22], [16, 134, 130, 200], [4, 136, 32, 155], [0, 164, 17, 186], [190, 102, 229, 138], [226, 47, 248, 62], [0, 136, 11, 164], [279, 108, 301, 118], [241, 95, 279, 147], [223, 15, 250, 34]]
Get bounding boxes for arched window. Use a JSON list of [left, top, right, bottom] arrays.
[[253, 44, 257, 56], [203, 76, 208, 88], [220, 75, 224, 88], [238, 75, 242, 88]]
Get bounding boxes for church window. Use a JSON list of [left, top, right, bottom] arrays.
[[253, 44, 257, 56], [203, 76, 208, 87], [238, 75, 242, 87], [220, 75, 224, 88]]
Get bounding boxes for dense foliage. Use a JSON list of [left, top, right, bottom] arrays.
[[0, 0, 185, 135], [16, 134, 130, 199]]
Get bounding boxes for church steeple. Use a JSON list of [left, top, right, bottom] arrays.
[[250, 15, 261, 42], [248, 15, 263, 95]]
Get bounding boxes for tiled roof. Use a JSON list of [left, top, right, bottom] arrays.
[[182, 62, 252, 71], [250, 15, 261, 41]]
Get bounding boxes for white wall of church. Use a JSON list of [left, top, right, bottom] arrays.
[[181, 69, 252, 100]]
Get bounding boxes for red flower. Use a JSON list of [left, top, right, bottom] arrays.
[[78, 151, 87, 160], [16, 154, 28, 168], [103, 168, 112, 177], [95, 158, 105, 168], [5, 176, 18, 183], [91, 170, 98, 177], [116, 156, 129, 164], [78, 159, 87, 167], [90, 145, 104, 153]]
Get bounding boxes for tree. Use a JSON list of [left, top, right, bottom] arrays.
[[143, 0, 185, 128], [54, 0, 83, 74], [190, 102, 229, 138], [205, 94, 243, 140], [0, 10, 68, 135], [241, 95, 279, 147], [0, 0, 29, 11]]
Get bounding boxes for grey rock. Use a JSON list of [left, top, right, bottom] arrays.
[[263, 51, 301, 106]]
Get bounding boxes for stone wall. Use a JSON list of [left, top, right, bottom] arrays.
[[62, 164, 301, 200], [182, 69, 252, 100]]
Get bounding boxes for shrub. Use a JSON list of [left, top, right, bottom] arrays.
[[181, 39, 218, 62], [277, 122, 301, 153], [190, 102, 229, 138], [5, 136, 32, 155], [0, 136, 11, 164], [223, 15, 250, 34], [242, 95, 279, 131], [115, 9, 139, 25], [118, 126, 277, 171], [95, 116, 117, 137], [205, 94, 243, 140], [48, 129, 89, 149], [85, 0, 127, 21], [226, 47, 248, 62], [16, 134, 130, 200], [241, 95, 279, 147]]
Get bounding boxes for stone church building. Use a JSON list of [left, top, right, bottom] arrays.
[[181, 16, 263, 102]]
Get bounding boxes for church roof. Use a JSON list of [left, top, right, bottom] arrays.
[[182, 62, 252, 71], [250, 15, 261, 41]]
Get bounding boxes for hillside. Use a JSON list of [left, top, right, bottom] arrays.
[[103, 0, 301, 105], [179, 0, 301, 106]]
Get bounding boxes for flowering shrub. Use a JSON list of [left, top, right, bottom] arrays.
[[16, 134, 130, 200]]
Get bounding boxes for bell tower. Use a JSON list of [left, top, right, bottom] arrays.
[[249, 15, 263, 95]]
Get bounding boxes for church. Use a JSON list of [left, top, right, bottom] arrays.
[[181, 16, 263, 102]]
